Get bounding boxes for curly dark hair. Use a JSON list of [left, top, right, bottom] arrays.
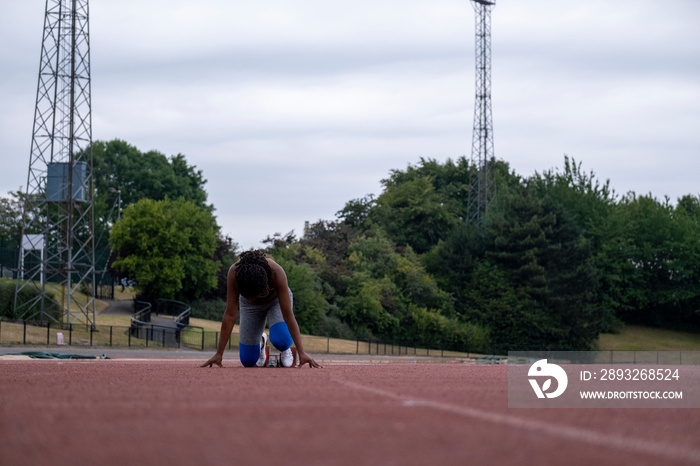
[[235, 250, 272, 298]]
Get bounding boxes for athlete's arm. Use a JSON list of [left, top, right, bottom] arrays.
[[269, 260, 321, 368]]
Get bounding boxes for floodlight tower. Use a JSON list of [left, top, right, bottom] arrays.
[[468, 0, 496, 224], [15, 0, 96, 327]]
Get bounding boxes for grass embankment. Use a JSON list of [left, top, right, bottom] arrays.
[[94, 314, 131, 327], [112, 287, 137, 301], [38, 283, 110, 314], [597, 325, 700, 351]]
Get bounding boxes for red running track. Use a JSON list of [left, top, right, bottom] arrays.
[[1, 358, 699, 465]]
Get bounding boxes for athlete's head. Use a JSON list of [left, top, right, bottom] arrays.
[[235, 250, 272, 299]]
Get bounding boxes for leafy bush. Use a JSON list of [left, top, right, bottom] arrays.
[[0, 278, 60, 320], [189, 298, 226, 322], [0, 278, 13, 318]]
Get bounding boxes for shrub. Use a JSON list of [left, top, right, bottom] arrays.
[[0, 278, 61, 320], [189, 298, 226, 322]]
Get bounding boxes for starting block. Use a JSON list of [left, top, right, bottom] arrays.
[[265, 348, 298, 368]]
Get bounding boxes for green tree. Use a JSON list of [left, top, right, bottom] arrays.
[[464, 261, 530, 352], [340, 232, 456, 341], [373, 177, 460, 253], [472, 185, 602, 351], [674, 195, 700, 327], [531, 157, 616, 243], [91, 140, 211, 251], [229, 155, 700, 350], [380, 157, 471, 220], [609, 194, 700, 328], [340, 272, 400, 338], [0, 190, 47, 241], [422, 222, 483, 317], [301, 220, 353, 294], [0, 191, 23, 243], [92, 139, 209, 210], [337, 195, 376, 234], [369, 158, 471, 253], [678, 194, 700, 220], [109, 198, 218, 301], [530, 157, 620, 332]]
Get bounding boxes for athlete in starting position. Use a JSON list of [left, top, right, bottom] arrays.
[[201, 250, 321, 369]]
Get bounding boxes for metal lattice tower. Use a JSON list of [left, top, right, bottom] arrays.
[[15, 0, 96, 326], [468, 0, 496, 224]]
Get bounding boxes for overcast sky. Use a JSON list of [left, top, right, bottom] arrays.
[[1, 0, 699, 249]]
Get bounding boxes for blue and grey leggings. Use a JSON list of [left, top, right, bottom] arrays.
[[238, 290, 294, 367]]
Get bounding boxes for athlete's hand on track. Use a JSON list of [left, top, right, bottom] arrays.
[[298, 351, 322, 368], [201, 353, 223, 368]]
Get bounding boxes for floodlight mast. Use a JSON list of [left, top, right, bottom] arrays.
[[467, 0, 496, 225], [15, 0, 96, 328]]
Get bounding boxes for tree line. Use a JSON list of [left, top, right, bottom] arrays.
[[2, 140, 698, 352], [261, 156, 700, 352]]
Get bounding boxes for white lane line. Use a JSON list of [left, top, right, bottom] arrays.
[[335, 379, 700, 465]]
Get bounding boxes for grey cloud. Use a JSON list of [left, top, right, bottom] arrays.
[[2, 0, 699, 249]]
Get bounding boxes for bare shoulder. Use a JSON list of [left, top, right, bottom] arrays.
[[266, 257, 281, 268], [266, 258, 287, 281]]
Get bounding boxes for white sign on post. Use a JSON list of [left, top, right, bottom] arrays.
[[21, 234, 45, 284], [22, 234, 44, 250]]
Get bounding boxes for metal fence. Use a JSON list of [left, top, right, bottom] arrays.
[[0, 319, 150, 348], [0, 318, 475, 357], [4, 319, 699, 364], [178, 326, 477, 357], [0, 318, 194, 349]]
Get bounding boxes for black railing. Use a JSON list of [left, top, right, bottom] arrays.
[[0, 318, 484, 357], [129, 300, 167, 346], [128, 299, 190, 348], [132, 300, 152, 322], [156, 299, 191, 330], [156, 299, 190, 317]]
